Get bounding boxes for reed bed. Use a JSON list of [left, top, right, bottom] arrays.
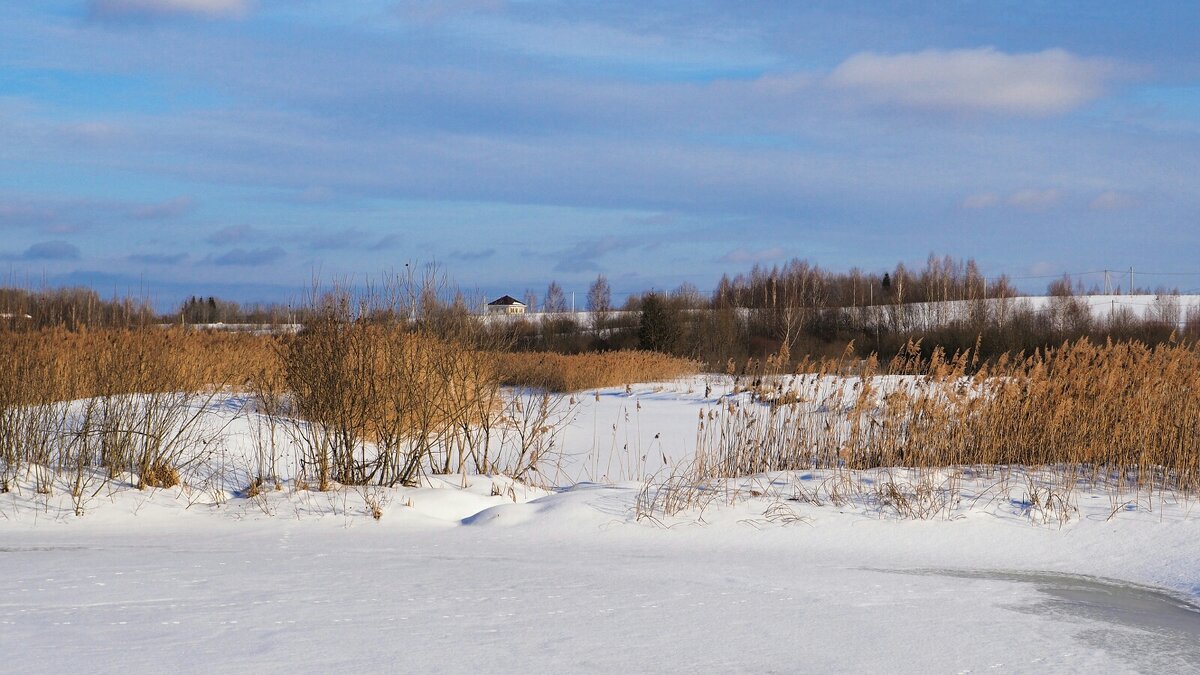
[[0, 328, 277, 403], [667, 338, 1200, 521], [8, 315, 1198, 524], [494, 350, 699, 392], [0, 314, 603, 503], [0, 328, 274, 507]]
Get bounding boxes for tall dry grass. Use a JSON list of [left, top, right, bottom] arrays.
[[4, 303, 685, 501], [1, 272, 700, 514], [690, 338, 1200, 514], [0, 328, 275, 509], [0, 328, 276, 404], [495, 350, 699, 392]]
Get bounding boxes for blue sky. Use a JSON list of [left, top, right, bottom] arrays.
[[2, 1, 1199, 308]]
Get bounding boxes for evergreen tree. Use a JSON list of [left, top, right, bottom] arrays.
[[638, 292, 678, 353]]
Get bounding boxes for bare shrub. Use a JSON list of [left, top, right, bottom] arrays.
[[496, 389, 578, 482], [278, 271, 512, 488]]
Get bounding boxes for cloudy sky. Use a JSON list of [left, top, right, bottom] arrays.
[[2, 1, 1199, 307]]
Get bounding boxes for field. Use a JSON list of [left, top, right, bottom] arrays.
[[11, 0, 1200, 670], [2, 329, 1200, 672]]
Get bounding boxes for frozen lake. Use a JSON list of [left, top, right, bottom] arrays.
[[3, 496, 1198, 674]]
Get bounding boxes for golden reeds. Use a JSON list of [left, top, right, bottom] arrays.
[[494, 350, 699, 392], [0, 327, 277, 405], [0, 327, 273, 501], [696, 338, 1200, 497]]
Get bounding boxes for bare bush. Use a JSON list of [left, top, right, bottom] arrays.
[[278, 271, 513, 489], [496, 389, 578, 482]]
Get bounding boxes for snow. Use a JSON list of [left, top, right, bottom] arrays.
[[2, 377, 1199, 673], [480, 294, 1200, 333]]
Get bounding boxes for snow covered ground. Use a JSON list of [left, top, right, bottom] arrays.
[[3, 378, 1199, 673]]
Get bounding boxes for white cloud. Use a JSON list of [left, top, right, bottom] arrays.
[[961, 189, 1062, 210], [828, 48, 1125, 116], [129, 196, 194, 220], [961, 193, 1000, 209], [1089, 190, 1137, 211], [206, 224, 261, 245], [719, 246, 785, 264], [1028, 261, 1059, 276], [21, 240, 81, 261], [1006, 188, 1061, 209], [90, 0, 251, 19], [295, 186, 334, 204], [58, 122, 124, 143], [396, 0, 506, 23]]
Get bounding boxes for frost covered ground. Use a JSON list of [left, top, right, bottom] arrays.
[[3, 378, 1199, 673]]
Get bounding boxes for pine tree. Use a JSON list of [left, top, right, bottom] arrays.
[[638, 293, 678, 353]]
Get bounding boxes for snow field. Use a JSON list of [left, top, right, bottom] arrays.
[[2, 376, 1199, 672]]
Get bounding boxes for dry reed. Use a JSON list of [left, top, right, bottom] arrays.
[[0, 327, 271, 505], [668, 338, 1200, 521], [494, 350, 699, 392]]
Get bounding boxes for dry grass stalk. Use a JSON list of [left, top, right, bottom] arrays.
[[0, 327, 265, 498], [642, 337, 1200, 522], [494, 350, 699, 392]]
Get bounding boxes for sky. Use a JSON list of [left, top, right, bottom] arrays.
[[2, 1, 1200, 309]]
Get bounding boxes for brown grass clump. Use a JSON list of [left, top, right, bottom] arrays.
[[139, 463, 180, 489], [495, 350, 699, 392], [0, 327, 277, 404], [696, 338, 1200, 497], [0, 327, 275, 492], [245, 478, 264, 499]]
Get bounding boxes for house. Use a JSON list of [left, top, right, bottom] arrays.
[[486, 295, 527, 315]]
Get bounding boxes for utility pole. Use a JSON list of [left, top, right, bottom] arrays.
[[1104, 269, 1109, 295], [1130, 267, 1134, 295]]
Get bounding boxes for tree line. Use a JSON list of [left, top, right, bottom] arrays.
[[495, 255, 1200, 367], [4, 255, 1197, 368]]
